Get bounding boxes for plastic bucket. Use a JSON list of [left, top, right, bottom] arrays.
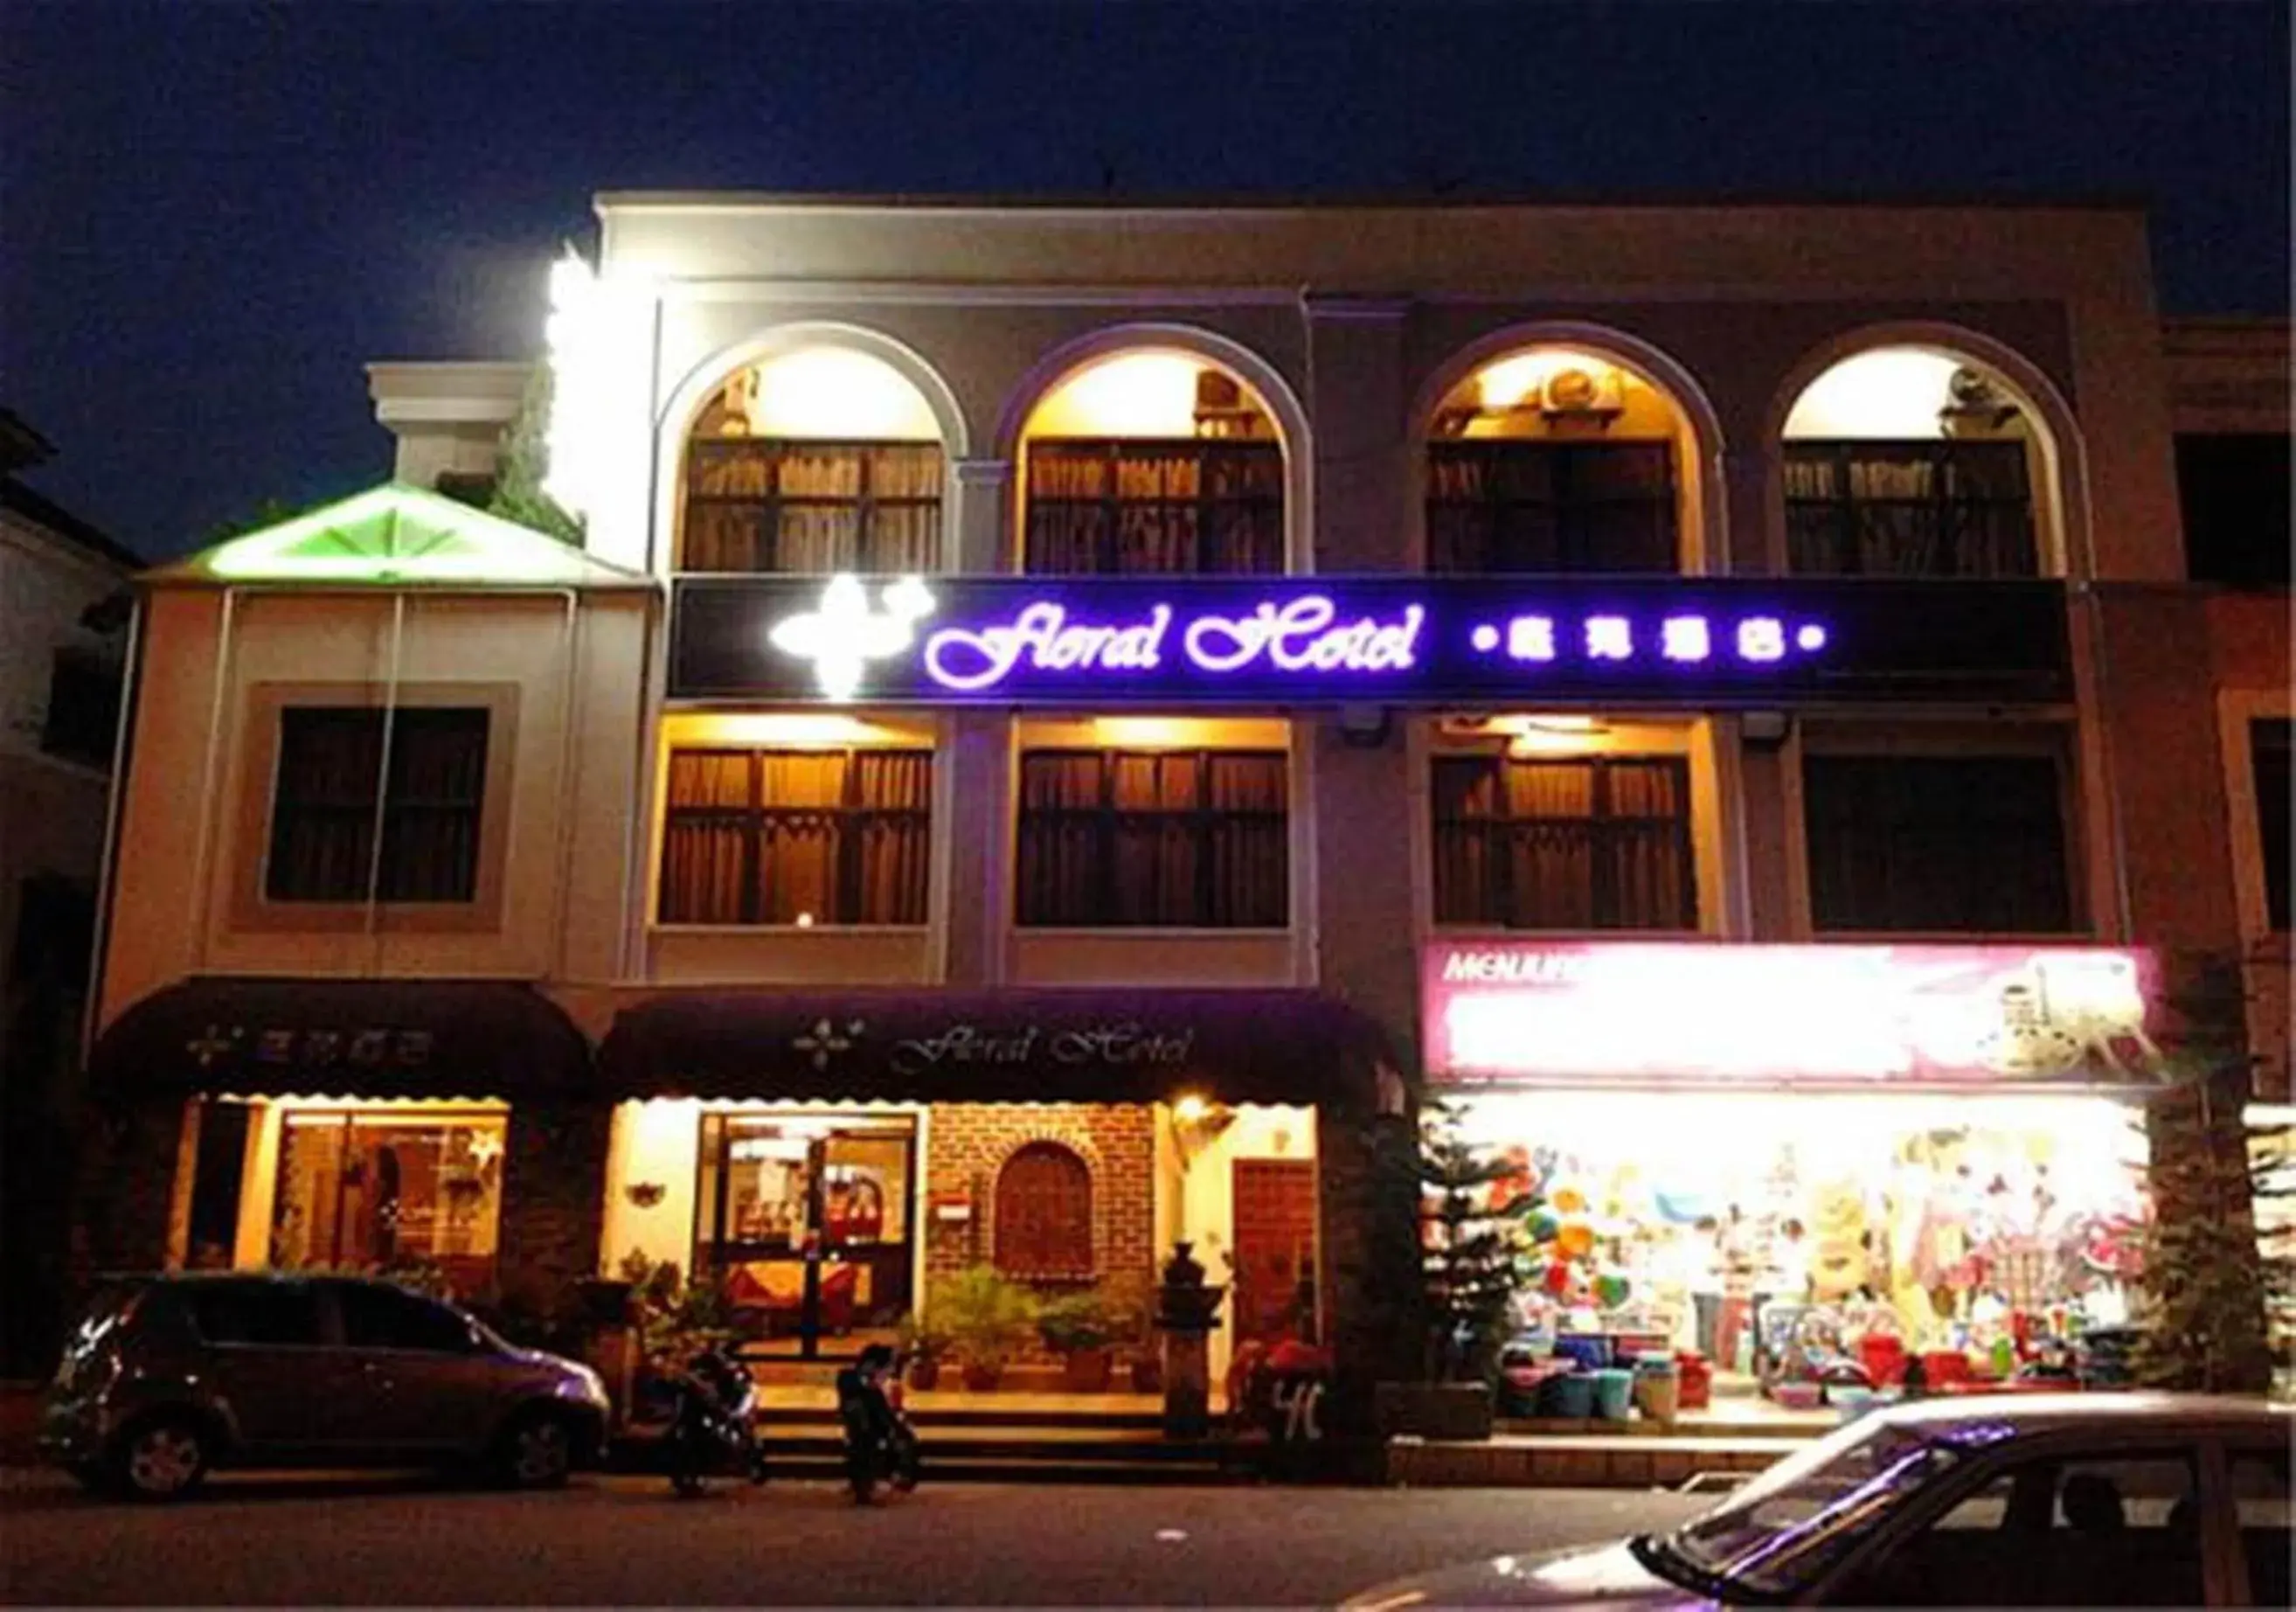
[[1592, 1368, 1636, 1421], [1545, 1372, 1598, 1419], [1633, 1360, 1681, 1424]]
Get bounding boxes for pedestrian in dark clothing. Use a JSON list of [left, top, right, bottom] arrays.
[[836, 1344, 899, 1503]]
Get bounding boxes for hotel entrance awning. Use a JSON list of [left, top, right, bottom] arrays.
[[598, 988, 1402, 1114], [87, 977, 593, 1101]]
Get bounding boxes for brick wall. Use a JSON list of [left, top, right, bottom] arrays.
[[73, 1095, 190, 1280], [921, 1102, 1156, 1360], [496, 1100, 611, 1319]]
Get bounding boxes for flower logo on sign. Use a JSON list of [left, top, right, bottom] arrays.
[[794, 1018, 866, 1070], [769, 573, 936, 701], [185, 1024, 242, 1071]]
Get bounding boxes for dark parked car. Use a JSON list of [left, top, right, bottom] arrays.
[[1344, 1393, 2293, 1609], [39, 1272, 611, 1500]]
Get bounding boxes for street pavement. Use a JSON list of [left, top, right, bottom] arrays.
[[0, 1470, 1707, 1606]]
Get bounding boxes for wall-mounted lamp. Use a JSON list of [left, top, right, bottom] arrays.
[[1169, 1092, 1238, 1163]]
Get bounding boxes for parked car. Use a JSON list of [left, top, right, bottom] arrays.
[[39, 1272, 611, 1501], [1342, 1393, 2293, 1609]]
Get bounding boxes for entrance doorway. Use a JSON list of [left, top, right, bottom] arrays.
[[697, 1111, 918, 1359], [1230, 1158, 1318, 1349]]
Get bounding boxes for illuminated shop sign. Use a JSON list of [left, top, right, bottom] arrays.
[[1421, 941, 2164, 1087], [670, 575, 2070, 705]]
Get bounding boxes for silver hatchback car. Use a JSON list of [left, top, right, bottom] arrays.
[[1346, 1393, 2293, 1609], [39, 1272, 611, 1500]]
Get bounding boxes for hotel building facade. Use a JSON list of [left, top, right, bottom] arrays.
[[73, 198, 2290, 1402]]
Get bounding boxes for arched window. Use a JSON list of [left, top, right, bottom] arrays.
[[1781, 348, 2044, 578], [677, 347, 946, 573], [993, 1142, 1094, 1278], [1425, 347, 1699, 573], [1017, 350, 1286, 574]]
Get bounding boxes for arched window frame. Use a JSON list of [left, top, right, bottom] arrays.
[[1407, 323, 1727, 575], [995, 324, 1314, 575], [652, 323, 971, 578], [991, 1139, 1097, 1281], [1765, 325, 2087, 581]]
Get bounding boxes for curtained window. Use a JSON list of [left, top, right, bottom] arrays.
[[265, 707, 489, 904], [994, 1142, 1093, 1279], [1804, 754, 2074, 933], [1024, 440, 1284, 573], [1431, 754, 1696, 929], [1015, 748, 1289, 928], [2252, 719, 2292, 932], [681, 439, 943, 573], [1425, 441, 1678, 573], [1784, 440, 2038, 577], [657, 747, 933, 925]]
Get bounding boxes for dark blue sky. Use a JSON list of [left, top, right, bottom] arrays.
[[5, 0, 2288, 560]]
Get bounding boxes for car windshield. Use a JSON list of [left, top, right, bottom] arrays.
[[1662, 1416, 1987, 1599]]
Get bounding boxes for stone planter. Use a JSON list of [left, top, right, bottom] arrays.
[[1129, 1353, 1163, 1393], [1061, 1347, 1113, 1393], [909, 1356, 942, 1391], [1375, 1380, 1496, 1442]]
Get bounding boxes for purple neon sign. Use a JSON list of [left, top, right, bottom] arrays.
[[924, 595, 1426, 691], [921, 594, 1826, 694], [667, 573, 2075, 706]]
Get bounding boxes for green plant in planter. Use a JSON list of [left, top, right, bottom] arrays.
[[1037, 1289, 1114, 1353], [937, 1265, 1037, 1387], [1039, 1288, 1119, 1393], [897, 1316, 954, 1387], [1099, 1269, 1161, 1391], [617, 1250, 736, 1367]]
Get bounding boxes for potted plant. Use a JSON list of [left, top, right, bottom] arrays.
[[938, 1265, 1037, 1392], [898, 1316, 954, 1391], [1038, 1289, 1117, 1393], [1375, 1099, 1518, 1442], [1102, 1271, 1162, 1392]]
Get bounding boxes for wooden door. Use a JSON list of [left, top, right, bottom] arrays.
[[1230, 1160, 1318, 1348]]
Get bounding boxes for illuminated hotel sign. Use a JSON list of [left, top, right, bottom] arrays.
[[1420, 941, 2166, 1088], [669, 575, 2071, 705]]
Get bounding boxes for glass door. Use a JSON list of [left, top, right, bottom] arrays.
[[697, 1112, 917, 1359]]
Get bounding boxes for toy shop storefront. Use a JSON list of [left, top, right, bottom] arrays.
[[1421, 940, 2161, 1413]]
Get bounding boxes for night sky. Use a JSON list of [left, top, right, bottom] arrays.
[[5, 0, 2288, 561]]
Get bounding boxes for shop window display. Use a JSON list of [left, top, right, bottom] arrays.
[[269, 1109, 506, 1296], [694, 1112, 916, 1358], [1454, 1092, 2149, 1405]]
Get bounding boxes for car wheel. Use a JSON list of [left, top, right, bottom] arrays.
[[108, 1414, 210, 1502], [495, 1409, 574, 1490]]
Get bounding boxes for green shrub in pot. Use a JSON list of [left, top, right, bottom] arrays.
[[937, 1266, 1037, 1391]]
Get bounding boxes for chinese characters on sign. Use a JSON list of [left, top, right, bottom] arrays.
[[668, 574, 2071, 705], [184, 1023, 436, 1074]]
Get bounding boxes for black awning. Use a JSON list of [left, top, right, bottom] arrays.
[[88, 977, 593, 1101], [598, 987, 1402, 1114]]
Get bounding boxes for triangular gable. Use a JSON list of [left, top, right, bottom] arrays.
[[149, 483, 651, 588]]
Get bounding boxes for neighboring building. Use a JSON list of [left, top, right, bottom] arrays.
[[1, 414, 136, 1373], [2164, 316, 2293, 1377], [73, 199, 2286, 1408]]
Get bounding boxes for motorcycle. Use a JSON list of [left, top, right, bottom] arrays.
[[662, 1342, 769, 1498], [839, 1355, 922, 1504]]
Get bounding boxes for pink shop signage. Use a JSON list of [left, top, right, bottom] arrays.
[[1420, 941, 2167, 1087]]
